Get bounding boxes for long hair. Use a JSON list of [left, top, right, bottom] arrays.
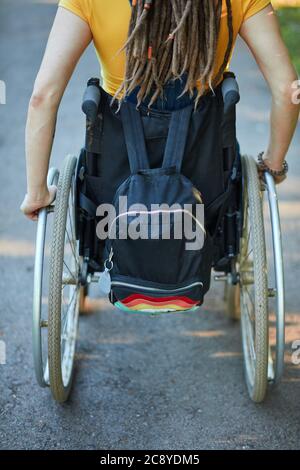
[[115, 0, 233, 108]]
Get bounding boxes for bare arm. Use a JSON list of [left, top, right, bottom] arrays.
[[21, 7, 92, 220], [239, 4, 300, 181]]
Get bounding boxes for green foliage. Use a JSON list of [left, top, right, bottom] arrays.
[[277, 7, 300, 74]]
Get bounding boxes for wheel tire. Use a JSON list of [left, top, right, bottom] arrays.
[[240, 155, 269, 403], [48, 155, 79, 403]]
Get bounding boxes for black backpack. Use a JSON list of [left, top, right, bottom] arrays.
[[98, 101, 215, 313]]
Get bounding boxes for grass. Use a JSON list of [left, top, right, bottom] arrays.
[[276, 7, 300, 74]]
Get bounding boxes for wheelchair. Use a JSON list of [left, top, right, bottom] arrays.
[[32, 74, 285, 403]]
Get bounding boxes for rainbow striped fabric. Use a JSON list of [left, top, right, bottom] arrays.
[[114, 293, 200, 314]]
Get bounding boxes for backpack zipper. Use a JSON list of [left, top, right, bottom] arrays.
[[108, 207, 206, 239], [111, 280, 203, 293]]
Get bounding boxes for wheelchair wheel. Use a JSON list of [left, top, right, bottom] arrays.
[[239, 154, 269, 402], [48, 154, 81, 402], [239, 154, 285, 402]]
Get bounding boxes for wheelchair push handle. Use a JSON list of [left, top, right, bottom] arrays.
[[222, 72, 240, 114], [82, 78, 101, 123]]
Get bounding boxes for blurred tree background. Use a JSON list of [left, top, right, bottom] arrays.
[[272, 0, 300, 73]]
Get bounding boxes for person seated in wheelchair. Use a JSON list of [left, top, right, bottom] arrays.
[[21, 1, 298, 207], [21, 0, 300, 404], [21, 0, 298, 303]]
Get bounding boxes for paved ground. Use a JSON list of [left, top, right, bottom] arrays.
[[0, 0, 300, 450]]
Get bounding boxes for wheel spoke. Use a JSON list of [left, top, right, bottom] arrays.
[[61, 288, 79, 362], [244, 247, 253, 264], [244, 299, 256, 361], [244, 285, 255, 313], [63, 260, 77, 283], [240, 224, 252, 266], [61, 286, 77, 327], [61, 290, 77, 359], [65, 226, 79, 268]]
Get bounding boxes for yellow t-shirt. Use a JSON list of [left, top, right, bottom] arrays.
[[58, 0, 271, 96]]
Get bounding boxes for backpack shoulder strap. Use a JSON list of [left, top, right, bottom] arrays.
[[162, 104, 193, 172], [120, 101, 150, 174]]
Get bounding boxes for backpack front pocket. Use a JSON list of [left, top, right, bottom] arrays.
[[105, 198, 209, 285], [110, 275, 204, 314]]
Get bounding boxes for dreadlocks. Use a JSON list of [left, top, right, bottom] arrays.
[[114, 0, 233, 108]]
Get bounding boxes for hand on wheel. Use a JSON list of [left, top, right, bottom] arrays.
[[20, 185, 57, 221], [257, 158, 287, 185], [257, 167, 287, 185]]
